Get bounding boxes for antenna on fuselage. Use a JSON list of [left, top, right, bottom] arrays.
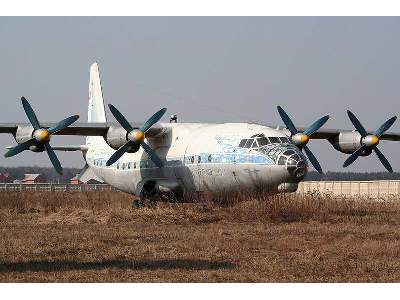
[[170, 114, 178, 123]]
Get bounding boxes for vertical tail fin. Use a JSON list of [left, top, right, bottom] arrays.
[[88, 62, 107, 123], [87, 62, 107, 145]]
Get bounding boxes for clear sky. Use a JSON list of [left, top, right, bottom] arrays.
[[1, 17, 400, 172]]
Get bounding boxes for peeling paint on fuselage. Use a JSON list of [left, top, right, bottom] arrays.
[[85, 122, 307, 194]]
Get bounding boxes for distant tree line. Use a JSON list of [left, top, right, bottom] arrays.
[[305, 171, 400, 181], [0, 167, 81, 183]]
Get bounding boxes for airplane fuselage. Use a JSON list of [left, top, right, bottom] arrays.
[[86, 122, 308, 197]]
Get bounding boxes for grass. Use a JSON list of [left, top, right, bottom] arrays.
[[0, 190, 400, 282]]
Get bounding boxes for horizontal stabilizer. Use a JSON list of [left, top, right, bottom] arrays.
[[51, 145, 88, 152], [6, 145, 89, 152]]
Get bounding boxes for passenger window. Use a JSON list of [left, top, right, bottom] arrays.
[[208, 155, 212, 162], [269, 137, 280, 143], [134, 162, 137, 169], [191, 156, 194, 163], [198, 156, 201, 163], [244, 139, 253, 148], [257, 137, 269, 146], [238, 139, 247, 148], [116, 163, 119, 169]]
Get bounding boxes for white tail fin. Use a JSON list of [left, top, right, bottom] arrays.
[[87, 63, 107, 146], [88, 62, 107, 123]]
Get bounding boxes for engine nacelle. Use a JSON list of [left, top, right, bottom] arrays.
[[105, 125, 129, 150], [14, 125, 44, 152], [14, 125, 34, 144], [329, 131, 362, 154]]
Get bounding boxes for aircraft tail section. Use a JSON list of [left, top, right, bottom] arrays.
[[88, 62, 107, 123], [78, 163, 104, 183], [87, 62, 107, 146]]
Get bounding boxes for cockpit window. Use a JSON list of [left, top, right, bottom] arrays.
[[239, 135, 290, 148], [251, 133, 265, 138], [278, 156, 287, 165], [269, 137, 280, 144], [244, 139, 254, 148], [283, 150, 295, 156], [257, 137, 269, 146], [238, 139, 247, 147]]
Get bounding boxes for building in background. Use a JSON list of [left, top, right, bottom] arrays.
[[70, 175, 82, 185], [22, 174, 45, 184]]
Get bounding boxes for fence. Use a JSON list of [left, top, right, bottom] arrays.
[[298, 180, 400, 199], [0, 183, 118, 192], [2, 181, 400, 198]]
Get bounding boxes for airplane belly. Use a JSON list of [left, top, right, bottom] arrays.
[[188, 163, 288, 193], [91, 166, 141, 194]]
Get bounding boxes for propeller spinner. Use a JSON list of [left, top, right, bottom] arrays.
[[343, 110, 397, 172], [277, 106, 330, 173], [106, 104, 166, 167], [4, 97, 79, 175]]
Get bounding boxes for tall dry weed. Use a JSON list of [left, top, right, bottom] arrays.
[[0, 190, 399, 225]]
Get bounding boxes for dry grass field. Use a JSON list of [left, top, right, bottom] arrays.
[[1, 190, 400, 282]]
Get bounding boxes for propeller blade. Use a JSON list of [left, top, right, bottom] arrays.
[[4, 139, 36, 158], [140, 108, 167, 133], [303, 115, 330, 137], [48, 115, 80, 134], [347, 110, 368, 137], [106, 142, 133, 166], [373, 147, 393, 173], [374, 116, 397, 137], [302, 145, 323, 173], [44, 142, 63, 175], [277, 106, 298, 135], [343, 145, 367, 168], [21, 97, 40, 130], [140, 141, 163, 167], [108, 104, 134, 132]]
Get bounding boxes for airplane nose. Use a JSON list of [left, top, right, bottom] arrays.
[[276, 147, 308, 182]]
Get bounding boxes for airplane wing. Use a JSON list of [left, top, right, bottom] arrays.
[[0, 122, 164, 137], [268, 124, 400, 141], [296, 127, 400, 141]]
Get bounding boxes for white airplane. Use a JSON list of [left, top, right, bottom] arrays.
[[1, 63, 399, 203]]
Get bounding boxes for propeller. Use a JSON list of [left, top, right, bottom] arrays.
[[4, 97, 79, 175], [277, 106, 330, 173], [343, 110, 397, 172], [106, 104, 166, 167]]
